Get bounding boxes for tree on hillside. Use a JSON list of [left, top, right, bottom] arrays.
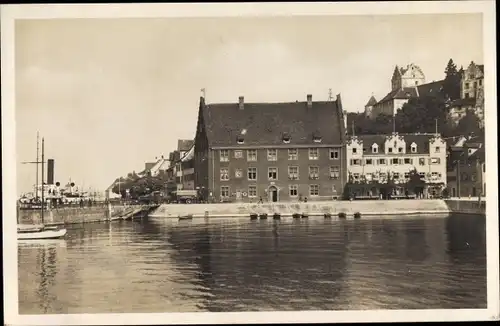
[[443, 58, 461, 101], [395, 96, 453, 136], [455, 109, 483, 137]]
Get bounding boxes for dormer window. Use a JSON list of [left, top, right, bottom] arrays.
[[282, 133, 291, 144], [312, 131, 322, 143], [236, 137, 244, 144], [411, 142, 417, 153], [372, 144, 378, 153]]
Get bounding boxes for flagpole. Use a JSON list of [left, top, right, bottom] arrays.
[[36, 131, 39, 199], [41, 137, 45, 225]]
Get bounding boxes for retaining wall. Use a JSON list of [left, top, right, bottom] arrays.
[[444, 199, 486, 216], [17, 204, 132, 226], [150, 199, 452, 218]]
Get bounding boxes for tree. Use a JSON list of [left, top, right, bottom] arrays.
[[443, 58, 461, 101], [396, 96, 450, 134], [455, 109, 483, 137], [406, 168, 425, 196]]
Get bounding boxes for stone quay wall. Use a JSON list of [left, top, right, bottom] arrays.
[[17, 204, 132, 226], [149, 199, 454, 219], [444, 199, 486, 216]]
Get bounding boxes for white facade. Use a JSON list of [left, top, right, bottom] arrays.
[[346, 133, 447, 187]]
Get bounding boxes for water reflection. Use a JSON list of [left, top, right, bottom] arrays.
[[18, 214, 487, 314]]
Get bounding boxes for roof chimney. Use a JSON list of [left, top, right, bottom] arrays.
[[238, 96, 244, 110], [307, 94, 312, 108]]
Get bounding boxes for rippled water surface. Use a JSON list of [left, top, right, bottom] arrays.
[[18, 214, 487, 314]]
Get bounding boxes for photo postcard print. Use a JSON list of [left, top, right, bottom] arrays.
[[2, 2, 499, 325]]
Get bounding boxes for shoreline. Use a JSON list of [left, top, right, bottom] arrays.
[[149, 199, 486, 219]]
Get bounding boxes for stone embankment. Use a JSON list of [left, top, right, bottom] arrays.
[[17, 204, 151, 226], [149, 199, 471, 219], [444, 198, 486, 216]]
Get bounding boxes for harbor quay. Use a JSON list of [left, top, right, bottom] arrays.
[[149, 198, 486, 219], [17, 203, 154, 226]]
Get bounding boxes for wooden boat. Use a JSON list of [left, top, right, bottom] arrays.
[[18, 135, 67, 241], [17, 226, 67, 240], [178, 214, 193, 221]]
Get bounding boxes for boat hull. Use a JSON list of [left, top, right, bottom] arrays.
[[17, 228, 67, 240]]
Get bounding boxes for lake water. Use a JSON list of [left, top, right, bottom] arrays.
[[18, 214, 487, 314]]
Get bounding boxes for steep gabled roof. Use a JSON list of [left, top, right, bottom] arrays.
[[376, 87, 418, 105], [417, 80, 445, 97], [177, 139, 194, 152], [365, 95, 377, 107], [200, 96, 345, 147], [477, 64, 484, 73]]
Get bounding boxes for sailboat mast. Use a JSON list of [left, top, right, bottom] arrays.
[[36, 132, 39, 199], [41, 137, 45, 224]]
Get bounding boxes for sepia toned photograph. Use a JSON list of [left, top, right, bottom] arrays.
[[2, 2, 498, 325]]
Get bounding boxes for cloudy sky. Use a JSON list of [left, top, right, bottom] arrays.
[[15, 13, 483, 194]]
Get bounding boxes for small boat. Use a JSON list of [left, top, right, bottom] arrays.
[[17, 225, 67, 240], [179, 214, 193, 221]]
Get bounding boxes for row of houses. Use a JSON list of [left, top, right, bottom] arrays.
[[109, 90, 485, 203], [364, 61, 485, 127], [189, 94, 485, 203]]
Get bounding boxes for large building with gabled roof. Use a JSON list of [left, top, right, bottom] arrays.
[[193, 94, 348, 203]]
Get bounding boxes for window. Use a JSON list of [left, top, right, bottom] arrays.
[[379, 172, 387, 180], [378, 158, 387, 165], [388, 147, 393, 153], [248, 167, 257, 180], [479, 79, 483, 86], [329, 166, 340, 179], [288, 166, 299, 180], [352, 147, 357, 154], [430, 158, 441, 164], [465, 93, 470, 99], [411, 144, 417, 153], [309, 166, 319, 180], [391, 158, 399, 165], [419, 158, 426, 166], [289, 185, 298, 197], [329, 149, 339, 160], [247, 149, 257, 161], [465, 82, 469, 89], [404, 158, 413, 164], [235, 169, 243, 178], [268, 167, 278, 180], [372, 145, 378, 153], [282, 135, 291, 143], [471, 173, 477, 181], [353, 173, 360, 180], [398, 147, 403, 153], [234, 150, 243, 159], [236, 137, 244, 144], [309, 148, 319, 160], [220, 168, 229, 181], [350, 159, 361, 165], [220, 150, 229, 162], [248, 185, 257, 198], [366, 173, 373, 181], [393, 173, 400, 180], [332, 185, 337, 193], [267, 149, 278, 161], [365, 159, 373, 165], [309, 184, 319, 196], [435, 146, 441, 153], [431, 172, 439, 180], [419, 172, 426, 179], [404, 172, 409, 179], [221, 186, 230, 198], [288, 148, 298, 160]]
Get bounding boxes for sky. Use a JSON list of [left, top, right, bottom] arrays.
[[14, 14, 483, 195]]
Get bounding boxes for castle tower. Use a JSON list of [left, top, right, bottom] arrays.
[[364, 95, 377, 119], [391, 63, 426, 90]]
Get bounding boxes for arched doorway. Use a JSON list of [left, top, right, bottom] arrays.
[[268, 185, 278, 202]]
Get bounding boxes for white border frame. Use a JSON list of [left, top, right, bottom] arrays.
[[2, 2, 498, 325]]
